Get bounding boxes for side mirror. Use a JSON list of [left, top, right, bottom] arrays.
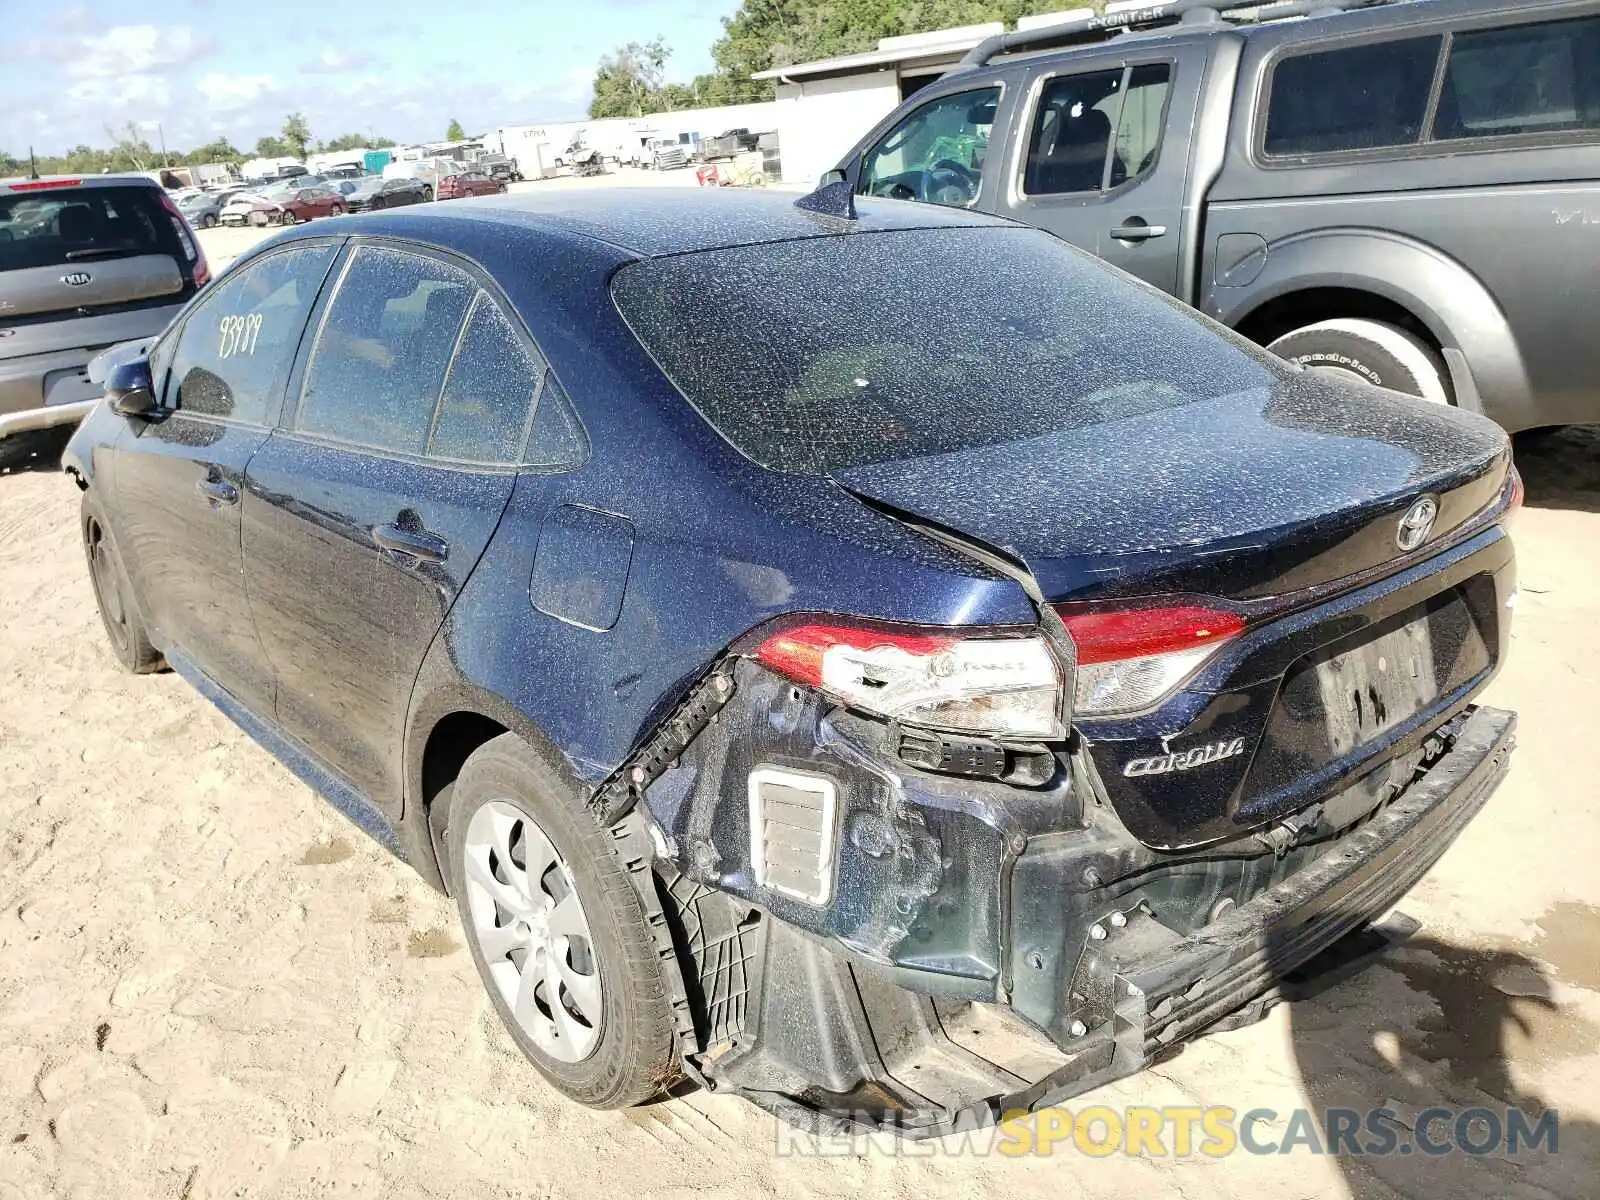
[[107, 358, 156, 417], [817, 168, 848, 188]]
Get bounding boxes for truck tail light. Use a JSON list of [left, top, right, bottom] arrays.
[[1058, 604, 1246, 718], [754, 621, 1064, 741]]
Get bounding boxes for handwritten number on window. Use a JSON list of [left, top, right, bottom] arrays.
[[218, 312, 264, 359]]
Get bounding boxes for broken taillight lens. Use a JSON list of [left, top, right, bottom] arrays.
[[754, 622, 1064, 740], [1059, 604, 1246, 718]]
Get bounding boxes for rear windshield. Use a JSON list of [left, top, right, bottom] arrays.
[[611, 226, 1280, 475], [0, 186, 168, 273]]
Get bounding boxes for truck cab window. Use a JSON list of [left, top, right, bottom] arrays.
[[858, 86, 999, 208]]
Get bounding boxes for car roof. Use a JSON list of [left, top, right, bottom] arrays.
[[0, 173, 161, 193], [296, 187, 1021, 258]]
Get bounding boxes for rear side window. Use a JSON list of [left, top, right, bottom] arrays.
[[612, 226, 1278, 476], [1435, 16, 1600, 140], [428, 293, 543, 464], [0, 187, 169, 272], [1024, 64, 1173, 195], [166, 243, 337, 425], [297, 246, 476, 454], [1263, 35, 1442, 156]]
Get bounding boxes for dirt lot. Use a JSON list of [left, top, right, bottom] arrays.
[[1, 280, 1598, 1195]]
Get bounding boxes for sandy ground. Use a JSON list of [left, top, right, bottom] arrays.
[[2, 211, 1598, 1197]]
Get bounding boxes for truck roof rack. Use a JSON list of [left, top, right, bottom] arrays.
[[954, 0, 1406, 70]]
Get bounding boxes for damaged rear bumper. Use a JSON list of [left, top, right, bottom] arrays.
[[654, 703, 1515, 1136]]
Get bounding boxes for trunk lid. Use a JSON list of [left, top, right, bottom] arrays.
[[830, 373, 1510, 603]]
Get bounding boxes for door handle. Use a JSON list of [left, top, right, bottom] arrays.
[[372, 522, 449, 565], [1111, 218, 1168, 242], [195, 478, 239, 508]]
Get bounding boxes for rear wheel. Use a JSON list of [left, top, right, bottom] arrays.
[[202, 213, 217, 228], [1266, 319, 1451, 405], [422, 186, 433, 202], [81, 497, 162, 674], [446, 733, 677, 1108]]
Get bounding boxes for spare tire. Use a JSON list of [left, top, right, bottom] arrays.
[[1266, 318, 1452, 405]]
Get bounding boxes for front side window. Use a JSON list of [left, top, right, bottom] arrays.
[[1263, 35, 1442, 156], [1023, 64, 1172, 195], [167, 243, 337, 424], [296, 246, 476, 454], [1436, 15, 1600, 140], [859, 86, 999, 208]]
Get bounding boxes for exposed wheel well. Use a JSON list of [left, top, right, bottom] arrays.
[[420, 711, 509, 882], [1232, 288, 1444, 359]]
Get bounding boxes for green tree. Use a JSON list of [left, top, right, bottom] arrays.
[[255, 135, 290, 159], [589, 38, 670, 118], [185, 137, 241, 165], [280, 112, 312, 160], [445, 118, 467, 141]]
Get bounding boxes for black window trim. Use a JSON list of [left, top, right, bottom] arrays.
[[154, 236, 345, 430], [278, 234, 585, 473], [1010, 54, 1179, 204], [1252, 8, 1600, 169], [854, 79, 1008, 211]]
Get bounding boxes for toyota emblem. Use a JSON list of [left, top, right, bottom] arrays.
[[1396, 497, 1439, 552]]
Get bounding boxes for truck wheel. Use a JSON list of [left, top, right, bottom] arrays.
[[446, 733, 678, 1108], [81, 496, 163, 674], [1266, 319, 1451, 405]]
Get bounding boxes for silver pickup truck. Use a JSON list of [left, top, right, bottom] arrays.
[[831, 0, 1600, 432]]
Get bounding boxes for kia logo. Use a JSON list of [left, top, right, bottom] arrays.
[[61, 272, 92, 286]]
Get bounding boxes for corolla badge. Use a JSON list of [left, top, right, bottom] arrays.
[[1124, 737, 1247, 778], [61, 272, 93, 286], [1396, 496, 1439, 552]]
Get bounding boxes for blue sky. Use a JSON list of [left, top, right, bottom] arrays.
[[0, 0, 738, 157]]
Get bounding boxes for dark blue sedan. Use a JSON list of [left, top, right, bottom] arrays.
[[64, 188, 1520, 1131]]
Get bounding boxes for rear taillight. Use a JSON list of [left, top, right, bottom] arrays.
[[155, 189, 209, 288], [754, 621, 1064, 740], [1507, 464, 1524, 518], [1059, 604, 1246, 718], [7, 178, 81, 191]]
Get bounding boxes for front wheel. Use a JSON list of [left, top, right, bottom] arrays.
[[202, 213, 217, 228], [82, 497, 163, 674], [1266, 319, 1451, 405], [279, 210, 296, 226], [447, 734, 677, 1108]]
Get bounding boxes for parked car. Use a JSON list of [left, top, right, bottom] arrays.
[[436, 171, 508, 200], [175, 189, 225, 228], [0, 174, 207, 467], [381, 157, 458, 195], [832, 0, 1600, 431], [64, 188, 1518, 1133], [221, 185, 345, 226], [343, 176, 431, 213]]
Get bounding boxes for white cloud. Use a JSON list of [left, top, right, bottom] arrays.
[[64, 25, 215, 80], [196, 72, 283, 111]]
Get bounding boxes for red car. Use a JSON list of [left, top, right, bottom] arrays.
[[435, 171, 507, 200], [275, 185, 345, 224]]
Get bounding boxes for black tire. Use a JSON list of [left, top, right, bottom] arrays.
[[1266, 319, 1452, 405], [422, 186, 433, 202], [81, 495, 163, 674], [446, 733, 677, 1108], [202, 213, 217, 228]]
